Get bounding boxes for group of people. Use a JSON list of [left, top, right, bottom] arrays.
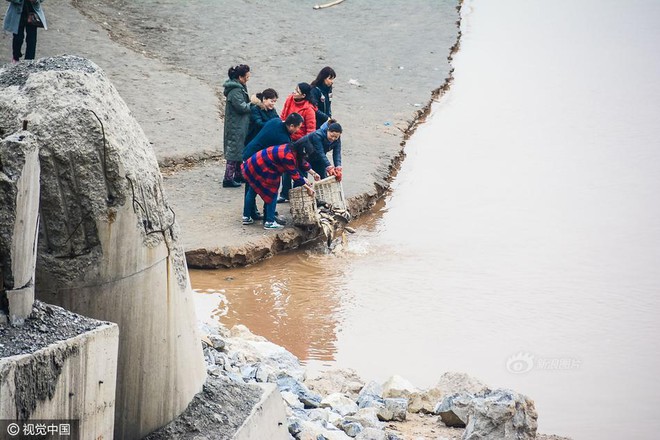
[[3, 0, 47, 63], [4, 4, 344, 232], [222, 64, 344, 230]]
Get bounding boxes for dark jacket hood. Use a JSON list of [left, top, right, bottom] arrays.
[[223, 79, 245, 97]]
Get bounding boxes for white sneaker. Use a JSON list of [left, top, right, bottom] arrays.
[[263, 221, 284, 230]]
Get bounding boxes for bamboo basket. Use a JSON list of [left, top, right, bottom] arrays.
[[289, 176, 346, 226]]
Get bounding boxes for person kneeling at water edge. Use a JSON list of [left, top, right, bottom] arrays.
[[241, 143, 316, 229], [293, 119, 343, 182]]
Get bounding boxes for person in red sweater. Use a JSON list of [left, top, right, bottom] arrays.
[[278, 82, 317, 201]]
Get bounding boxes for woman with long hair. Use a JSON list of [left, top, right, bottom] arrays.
[[310, 66, 336, 128]]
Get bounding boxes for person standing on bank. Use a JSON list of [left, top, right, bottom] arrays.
[[222, 64, 251, 188], [4, 0, 47, 63], [245, 88, 279, 145], [310, 66, 336, 128], [278, 82, 316, 202]]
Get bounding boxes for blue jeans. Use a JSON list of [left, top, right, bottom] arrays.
[[244, 185, 277, 222], [263, 198, 278, 222]]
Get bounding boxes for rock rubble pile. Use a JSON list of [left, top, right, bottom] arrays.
[[200, 323, 540, 440]]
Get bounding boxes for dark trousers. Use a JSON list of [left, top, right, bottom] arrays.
[[310, 160, 327, 179], [280, 167, 314, 199], [12, 12, 38, 61], [280, 173, 293, 199]]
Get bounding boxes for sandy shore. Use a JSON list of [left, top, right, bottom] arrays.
[[1, 0, 461, 267]]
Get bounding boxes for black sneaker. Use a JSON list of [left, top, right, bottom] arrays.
[[252, 211, 264, 221]]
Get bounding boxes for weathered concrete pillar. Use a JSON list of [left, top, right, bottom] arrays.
[[0, 131, 40, 326], [0, 57, 206, 439]]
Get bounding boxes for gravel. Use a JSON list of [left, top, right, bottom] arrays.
[[143, 375, 263, 440], [0, 300, 106, 358]]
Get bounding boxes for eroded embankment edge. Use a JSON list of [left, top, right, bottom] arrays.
[[185, 1, 465, 269]]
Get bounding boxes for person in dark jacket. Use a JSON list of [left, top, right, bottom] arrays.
[[243, 113, 304, 161], [222, 64, 251, 188], [242, 113, 304, 221], [245, 88, 279, 144], [242, 143, 315, 229], [310, 66, 336, 128], [4, 0, 47, 63], [294, 120, 344, 181]]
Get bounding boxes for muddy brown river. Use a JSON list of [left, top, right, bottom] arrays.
[[192, 0, 660, 438]]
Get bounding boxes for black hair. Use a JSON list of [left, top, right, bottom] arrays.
[[310, 66, 336, 87], [289, 140, 308, 167], [296, 82, 313, 103], [327, 122, 342, 133], [256, 88, 278, 101], [228, 64, 250, 80], [285, 112, 304, 126]]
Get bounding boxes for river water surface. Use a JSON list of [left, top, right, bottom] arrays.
[[192, 1, 660, 438]]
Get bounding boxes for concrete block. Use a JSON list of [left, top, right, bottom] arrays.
[[0, 131, 40, 324], [0, 57, 206, 438], [233, 383, 290, 440], [5, 287, 34, 326], [0, 323, 119, 439]]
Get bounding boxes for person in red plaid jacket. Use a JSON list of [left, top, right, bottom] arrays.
[[241, 142, 317, 229]]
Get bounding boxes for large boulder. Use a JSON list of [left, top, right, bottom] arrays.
[[376, 398, 407, 422], [355, 427, 388, 440], [343, 407, 383, 429], [382, 375, 418, 399], [463, 389, 538, 440], [0, 56, 206, 439], [357, 380, 384, 408], [321, 393, 359, 417], [306, 368, 365, 399], [276, 374, 322, 408], [434, 392, 473, 427], [408, 386, 443, 413], [435, 372, 488, 398]]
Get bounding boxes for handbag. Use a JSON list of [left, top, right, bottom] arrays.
[[27, 12, 44, 28]]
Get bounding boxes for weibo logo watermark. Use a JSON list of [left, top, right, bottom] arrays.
[[506, 351, 581, 374]]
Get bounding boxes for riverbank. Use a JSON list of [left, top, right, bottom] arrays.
[[4, 0, 462, 267]]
